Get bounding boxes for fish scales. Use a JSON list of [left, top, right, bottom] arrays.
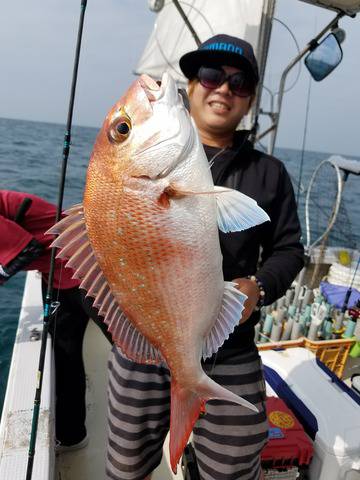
[[85, 179, 221, 373]]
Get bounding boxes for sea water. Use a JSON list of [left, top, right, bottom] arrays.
[[0, 116, 359, 414]]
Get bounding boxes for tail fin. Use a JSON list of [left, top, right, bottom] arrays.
[[169, 375, 258, 473]]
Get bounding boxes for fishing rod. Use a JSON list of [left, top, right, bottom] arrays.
[[25, 1, 88, 478]]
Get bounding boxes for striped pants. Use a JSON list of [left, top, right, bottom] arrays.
[[106, 346, 268, 480]]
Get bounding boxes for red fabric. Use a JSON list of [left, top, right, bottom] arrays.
[[0, 190, 80, 289]]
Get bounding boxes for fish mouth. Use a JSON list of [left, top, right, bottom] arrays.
[[139, 72, 180, 107], [138, 74, 161, 102], [134, 72, 194, 180]]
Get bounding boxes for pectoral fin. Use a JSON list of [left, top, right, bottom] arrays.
[[157, 184, 270, 233], [214, 186, 270, 232]]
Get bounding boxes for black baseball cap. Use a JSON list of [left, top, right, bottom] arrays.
[[179, 34, 259, 84]]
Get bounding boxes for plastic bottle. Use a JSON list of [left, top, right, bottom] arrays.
[[270, 322, 282, 342], [323, 317, 333, 340], [307, 319, 320, 341], [281, 317, 294, 341], [301, 288, 313, 310], [291, 320, 303, 340], [277, 296, 285, 310], [285, 288, 294, 308], [263, 314, 273, 339]]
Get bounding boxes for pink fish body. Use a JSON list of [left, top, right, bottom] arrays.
[[49, 72, 269, 471]]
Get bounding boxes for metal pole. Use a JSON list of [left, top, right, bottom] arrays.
[[268, 11, 344, 155], [251, 0, 276, 136], [172, 0, 201, 46], [25, 1, 88, 478]]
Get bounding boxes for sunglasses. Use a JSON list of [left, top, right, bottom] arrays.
[[197, 66, 255, 98]]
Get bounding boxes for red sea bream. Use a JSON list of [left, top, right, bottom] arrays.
[[48, 72, 270, 471]]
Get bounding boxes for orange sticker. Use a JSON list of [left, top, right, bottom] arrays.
[[269, 410, 295, 429]]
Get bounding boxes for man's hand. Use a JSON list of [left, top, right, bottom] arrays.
[[233, 277, 260, 324], [0, 239, 44, 286], [0, 265, 10, 286]]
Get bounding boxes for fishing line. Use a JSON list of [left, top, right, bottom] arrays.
[[272, 17, 302, 95], [50, 260, 65, 367], [260, 18, 301, 108], [25, 1, 88, 478]]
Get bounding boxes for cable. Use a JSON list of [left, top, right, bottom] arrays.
[[272, 17, 302, 95], [261, 16, 302, 106], [296, 74, 312, 204]]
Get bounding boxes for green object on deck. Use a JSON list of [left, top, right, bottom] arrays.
[[349, 341, 360, 358]]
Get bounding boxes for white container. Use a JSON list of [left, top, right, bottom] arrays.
[[259, 348, 360, 480]]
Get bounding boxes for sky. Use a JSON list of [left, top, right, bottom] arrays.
[[1, 0, 359, 156]]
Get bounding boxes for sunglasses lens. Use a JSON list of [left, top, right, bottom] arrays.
[[198, 67, 255, 97], [228, 72, 254, 97], [198, 67, 225, 89]]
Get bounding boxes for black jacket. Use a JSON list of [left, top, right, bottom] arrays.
[[204, 131, 304, 354]]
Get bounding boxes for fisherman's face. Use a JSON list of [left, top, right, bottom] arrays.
[[188, 65, 254, 137]]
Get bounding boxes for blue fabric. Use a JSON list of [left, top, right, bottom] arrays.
[[320, 281, 360, 308], [263, 365, 318, 440]]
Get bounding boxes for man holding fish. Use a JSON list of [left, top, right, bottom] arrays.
[[51, 34, 303, 480]]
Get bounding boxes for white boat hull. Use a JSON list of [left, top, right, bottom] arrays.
[[0, 271, 54, 479]]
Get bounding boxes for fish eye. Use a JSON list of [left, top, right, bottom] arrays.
[[117, 122, 130, 135], [108, 110, 132, 144]]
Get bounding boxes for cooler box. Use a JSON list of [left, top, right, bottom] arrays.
[[260, 348, 360, 480], [262, 397, 313, 479]]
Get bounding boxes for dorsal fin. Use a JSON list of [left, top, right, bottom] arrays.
[[202, 282, 247, 359], [47, 203, 163, 364]]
